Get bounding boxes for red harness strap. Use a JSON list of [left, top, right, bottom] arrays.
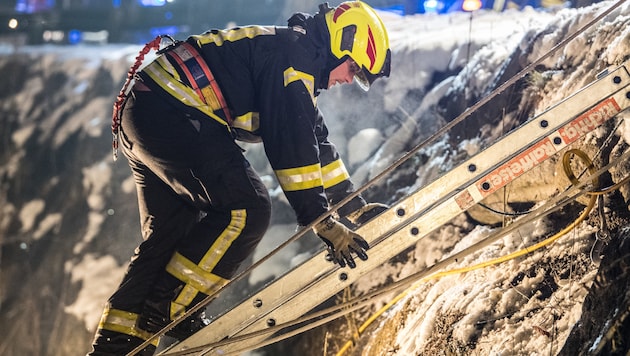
[[165, 42, 234, 126]]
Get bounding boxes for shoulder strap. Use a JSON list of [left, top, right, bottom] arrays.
[[165, 42, 234, 126]]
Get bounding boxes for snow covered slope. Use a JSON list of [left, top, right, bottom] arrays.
[[0, 1, 629, 355]]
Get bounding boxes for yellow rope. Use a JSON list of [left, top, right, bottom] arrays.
[[336, 148, 604, 355]]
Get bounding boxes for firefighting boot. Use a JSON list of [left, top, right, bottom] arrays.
[[137, 298, 209, 342]]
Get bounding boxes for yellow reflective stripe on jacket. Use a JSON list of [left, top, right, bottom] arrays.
[[275, 163, 323, 192], [149, 56, 201, 106], [142, 57, 229, 127], [283, 67, 315, 104], [231, 112, 260, 132], [98, 306, 159, 345], [193, 26, 275, 46], [321, 159, 350, 189], [155, 54, 181, 82], [166, 209, 246, 319]]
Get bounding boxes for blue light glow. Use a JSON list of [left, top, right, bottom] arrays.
[[139, 0, 167, 6], [150, 25, 180, 38], [424, 0, 444, 13], [15, 0, 55, 13], [68, 29, 82, 44]]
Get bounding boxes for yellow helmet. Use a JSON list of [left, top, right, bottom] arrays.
[[324, 1, 391, 90]]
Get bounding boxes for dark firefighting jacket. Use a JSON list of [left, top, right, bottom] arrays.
[[136, 13, 365, 226]]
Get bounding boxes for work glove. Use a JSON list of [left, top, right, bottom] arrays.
[[346, 203, 389, 226], [313, 216, 370, 269]]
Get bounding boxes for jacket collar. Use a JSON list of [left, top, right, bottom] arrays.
[[287, 11, 341, 91]]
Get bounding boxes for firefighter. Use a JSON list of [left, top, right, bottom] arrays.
[[89, 1, 391, 355]]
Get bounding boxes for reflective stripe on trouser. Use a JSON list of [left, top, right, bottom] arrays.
[[88, 306, 158, 356], [141, 204, 270, 328], [166, 209, 245, 320], [89, 90, 271, 353]]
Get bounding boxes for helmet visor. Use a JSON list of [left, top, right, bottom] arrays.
[[349, 49, 391, 91], [349, 59, 370, 91]]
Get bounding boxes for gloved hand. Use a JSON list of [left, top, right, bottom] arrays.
[[313, 216, 370, 268], [346, 203, 389, 226]]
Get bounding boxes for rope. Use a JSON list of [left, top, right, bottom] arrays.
[[133, 0, 628, 354], [111, 35, 163, 161]]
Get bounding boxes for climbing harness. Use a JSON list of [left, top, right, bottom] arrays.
[[111, 35, 234, 161]]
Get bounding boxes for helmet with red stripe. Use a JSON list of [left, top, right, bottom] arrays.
[[324, 1, 391, 90]]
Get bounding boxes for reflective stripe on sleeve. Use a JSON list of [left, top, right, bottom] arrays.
[[275, 163, 323, 192], [231, 112, 260, 132], [321, 159, 350, 189]]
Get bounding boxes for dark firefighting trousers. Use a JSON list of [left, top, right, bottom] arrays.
[[89, 89, 271, 355]]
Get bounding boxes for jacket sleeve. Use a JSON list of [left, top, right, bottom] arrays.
[[314, 110, 366, 218], [258, 63, 330, 226]]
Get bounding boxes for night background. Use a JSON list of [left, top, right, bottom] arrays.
[[0, 0, 600, 45]]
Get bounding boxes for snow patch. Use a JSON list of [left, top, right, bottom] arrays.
[[82, 161, 112, 211], [64, 254, 127, 331], [347, 128, 384, 166], [249, 223, 303, 285], [11, 123, 35, 147], [33, 213, 62, 240], [74, 212, 105, 255], [19, 199, 45, 233]]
